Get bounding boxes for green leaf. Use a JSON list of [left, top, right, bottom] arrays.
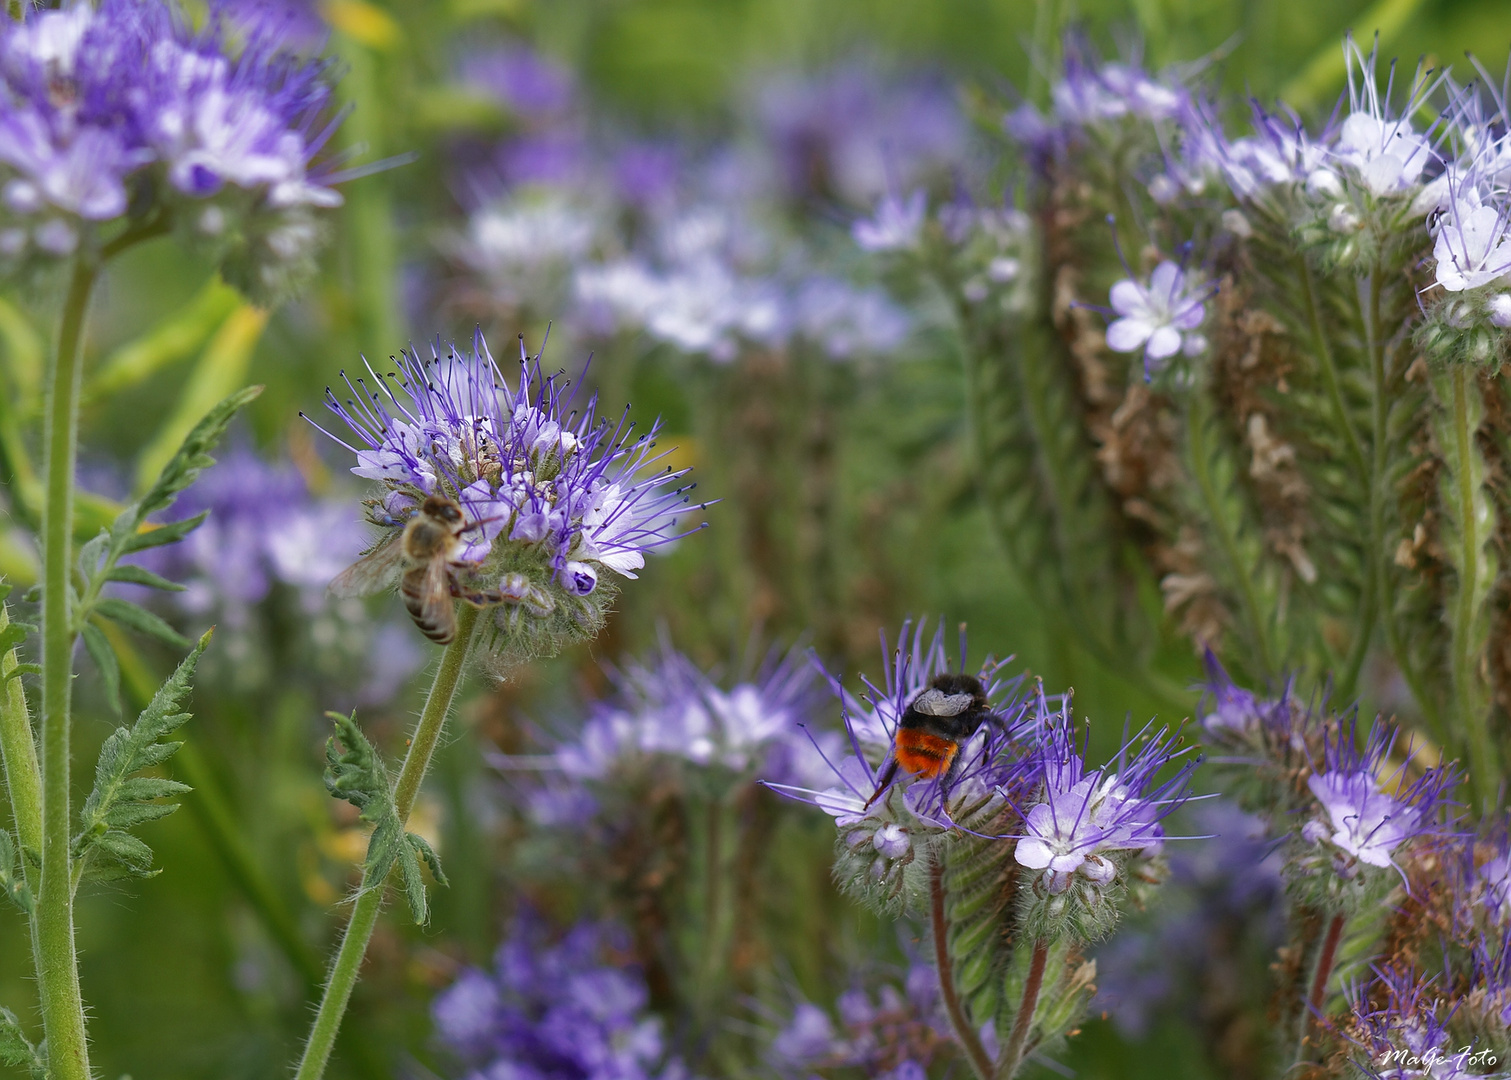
[[397, 840, 429, 925], [116, 511, 209, 556], [323, 711, 391, 821], [2, 664, 38, 684], [80, 621, 121, 715], [76, 529, 108, 582], [93, 598, 192, 650], [405, 831, 447, 887], [0, 1004, 45, 1078], [103, 564, 185, 592], [74, 630, 211, 881], [0, 832, 32, 915], [132, 384, 264, 524], [396, 832, 447, 925]]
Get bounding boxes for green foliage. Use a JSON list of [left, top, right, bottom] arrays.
[[0, 1006, 45, 1080], [73, 630, 211, 881], [323, 711, 448, 925], [0, 832, 32, 915], [70, 385, 261, 702]]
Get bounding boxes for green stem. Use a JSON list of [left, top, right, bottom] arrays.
[[1299, 260, 1374, 696], [38, 257, 98, 1080], [294, 602, 481, 1080], [1446, 366, 1498, 807], [996, 938, 1049, 1080], [0, 597, 42, 867], [1186, 389, 1275, 679], [929, 860, 992, 1080]]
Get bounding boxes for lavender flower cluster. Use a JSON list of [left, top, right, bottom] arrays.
[[432, 911, 689, 1080], [772, 622, 1193, 926], [522, 637, 834, 827], [313, 331, 702, 662], [435, 50, 941, 365], [0, 0, 345, 297], [769, 964, 959, 1080]]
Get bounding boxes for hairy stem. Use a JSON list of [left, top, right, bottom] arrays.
[[997, 938, 1049, 1080], [294, 602, 480, 1080], [1446, 365, 1498, 807], [38, 257, 98, 1080], [1296, 912, 1345, 1064], [929, 860, 993, 1080], [1186, 388, 1275, 678]]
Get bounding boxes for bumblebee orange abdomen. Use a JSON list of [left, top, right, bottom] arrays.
[[894, 730, 959, 779]]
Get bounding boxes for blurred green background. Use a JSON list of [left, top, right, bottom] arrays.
[[1, 0, 1509, 1075]]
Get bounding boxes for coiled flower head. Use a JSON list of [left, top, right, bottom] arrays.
[[1007, 694, 1198, 942], [1293, 718, 1458, 902], [310, 331, 705, 664], [764, 619, 1027, 914]]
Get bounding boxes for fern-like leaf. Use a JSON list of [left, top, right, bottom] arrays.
[[73, 629, 211, 881]]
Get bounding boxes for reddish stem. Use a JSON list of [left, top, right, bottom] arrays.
[[929, 860, 993, 1080], [997, 938, 1049, 1079], [1302, 913, 1346, 1057]]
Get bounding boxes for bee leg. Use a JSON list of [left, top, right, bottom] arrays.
[[864, 758, 900, 809]]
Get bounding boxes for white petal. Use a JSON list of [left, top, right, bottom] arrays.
[[1014, 836, 1054, 869], [1108, 279, 1147, 317], [1145, 325, 1182, 360], [1105, 317, 1152, 353]]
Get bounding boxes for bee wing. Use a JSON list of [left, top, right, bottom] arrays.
[[327, 532, 404, 598]]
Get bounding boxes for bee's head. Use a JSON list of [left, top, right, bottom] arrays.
[[422, 495, 464, 525], [928, 672, 987, 707]]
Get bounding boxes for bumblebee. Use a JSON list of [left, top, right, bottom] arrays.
[[867, 673, 992, 806]]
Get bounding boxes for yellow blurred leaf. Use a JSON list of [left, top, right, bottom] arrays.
[[133, 304, 269, 493], [0, 295, 42, 415], [321, 0, 400, 50], [87, 277, 240, 404]]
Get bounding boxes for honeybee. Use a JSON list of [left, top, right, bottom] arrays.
[[329, 494, 484, 645], [866, 673, 993, 807]]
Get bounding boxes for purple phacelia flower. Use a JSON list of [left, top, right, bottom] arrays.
[[0, 0, 346, 291], [1302, 720, 1458, 874], [1345, 968, 1491, 1080], [432, 910, 688, 1080], [764, 621, 1026, 910], [1103, 258, 1213, 377], [460, 42, 576, 121], [749, 64, 964, 206], [852, 189, 926, 253], [309, 331, 706, 658], [1010, 693, 1197, 894], [769, 964, 957, 1079]]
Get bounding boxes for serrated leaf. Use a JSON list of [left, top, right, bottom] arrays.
[[0, 832, 31, 915], [0, 582, 9, 602], [405, 832, 447, 887], [104, 564, 186, 592], [94, 598, 192, 650], [91, 830, 156, 874], [397, 842, 429, 925], [81, 621, 121, 715], [0, 1004, 44, 1077], [0, 623, 30, 654], [117, 512, 208, 555], [74, 630, 210, 880], [323, 711, 391, 820], [133, 384, 263, 524]]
